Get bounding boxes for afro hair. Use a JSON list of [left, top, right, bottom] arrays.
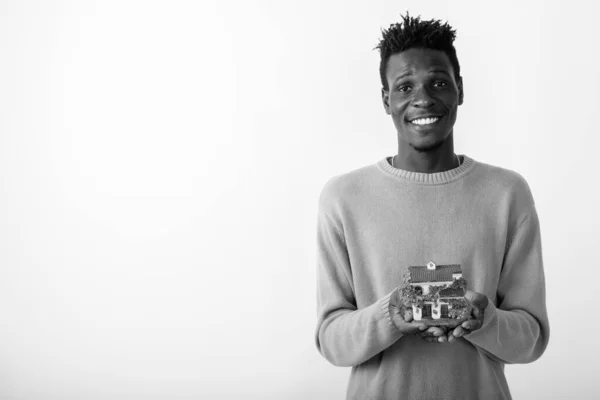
[[375, 12, 461, 91]]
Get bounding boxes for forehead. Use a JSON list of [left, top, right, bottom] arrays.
[[386, 48, 454, 82]]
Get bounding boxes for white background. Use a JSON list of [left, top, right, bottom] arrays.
[[0, 0, 598, 399]]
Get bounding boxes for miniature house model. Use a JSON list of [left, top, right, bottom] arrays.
[[409, 262, 465, 321]]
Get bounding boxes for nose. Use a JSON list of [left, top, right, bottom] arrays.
[[411, 86, 436, 108]]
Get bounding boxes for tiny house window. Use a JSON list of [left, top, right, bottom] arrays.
[[441, 304, 449, 318]]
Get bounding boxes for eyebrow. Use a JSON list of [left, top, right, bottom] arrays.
[[429, 69, 452, 77], [393, 69, 452, 83]]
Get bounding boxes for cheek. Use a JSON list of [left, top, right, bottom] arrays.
[[391, 99, 408, 116], [440, 99, 459, 119], [444, 108, 459, 128]]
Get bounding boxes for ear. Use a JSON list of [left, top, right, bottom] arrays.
[[457, 77, 464, 105], [381, 88, 391, 115]]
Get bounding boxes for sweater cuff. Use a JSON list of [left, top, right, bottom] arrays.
[[380, 289, 403, 336]]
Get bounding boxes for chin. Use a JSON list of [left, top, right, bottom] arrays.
[[410, 137, 446, 153], [409, 128, 454, 152]]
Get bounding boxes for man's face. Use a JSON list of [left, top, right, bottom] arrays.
[[382, 48, 463, 152]]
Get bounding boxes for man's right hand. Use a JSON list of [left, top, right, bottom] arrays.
[[388, 288, 428, 334], [389, 288, 449, 342]]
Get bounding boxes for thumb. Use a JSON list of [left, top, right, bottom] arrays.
[[464, 290, 489, 310]]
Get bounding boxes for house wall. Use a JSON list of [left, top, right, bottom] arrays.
[[412, 301, 450, 321], [431, 302, 441, 320], [412, 305, 422, 321]]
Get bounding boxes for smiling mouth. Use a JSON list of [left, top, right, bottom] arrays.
[[409, 116, 442, 126]]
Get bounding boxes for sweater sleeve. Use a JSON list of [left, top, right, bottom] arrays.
[[315, 205, 403, 367], [464, 208, 550, 364]]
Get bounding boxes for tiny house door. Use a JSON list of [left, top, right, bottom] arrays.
[[422, 304, 432, 318]]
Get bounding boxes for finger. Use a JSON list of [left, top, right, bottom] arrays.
[[447, 332, 456, 343], [428, 327, 446, 337], [391, 309, 427, 333], [391, 309, 407, 327], [391, 306, 405, 321], [464, 290, 489, 310], [403, 321, 428, 333], [452, 326, 466, 338], [390, 306, 401, 321], [437, 335, 447, 343], [403, 325, 424, 334], [472, 305, 486, 320], [395, 321, 428, 335], [402, 308, 414, 322], [462, 319, 482, 331], [418, 327, 445, 337]]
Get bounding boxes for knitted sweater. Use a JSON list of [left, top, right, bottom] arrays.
[[315, 155, 549, 400]]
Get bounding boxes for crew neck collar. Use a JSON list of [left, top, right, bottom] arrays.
[[376, 154, 475, 185]]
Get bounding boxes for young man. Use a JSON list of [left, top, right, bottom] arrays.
[[315, 13, 549, 400]]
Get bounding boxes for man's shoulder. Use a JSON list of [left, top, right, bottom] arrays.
[[471, 159, 535, 207], [473, 159, 531, 190], [318, 162, 379, 210]]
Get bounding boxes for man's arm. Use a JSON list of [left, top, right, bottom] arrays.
[[315, 206, 403, 367], [463, 208, 550, 364]]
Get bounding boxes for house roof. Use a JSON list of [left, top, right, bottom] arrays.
[[408, 264, 462, 283]]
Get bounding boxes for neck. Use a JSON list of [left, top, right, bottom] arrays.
[[393, 136, 457, 173]]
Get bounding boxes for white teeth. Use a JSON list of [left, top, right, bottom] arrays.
[[411, 117, 440, 125]]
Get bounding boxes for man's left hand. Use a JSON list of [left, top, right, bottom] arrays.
[[447, 290, 489, 343]]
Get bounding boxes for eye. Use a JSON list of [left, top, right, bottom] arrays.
[[396, 85, 411, 93], [433, 81, 448, 88]]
